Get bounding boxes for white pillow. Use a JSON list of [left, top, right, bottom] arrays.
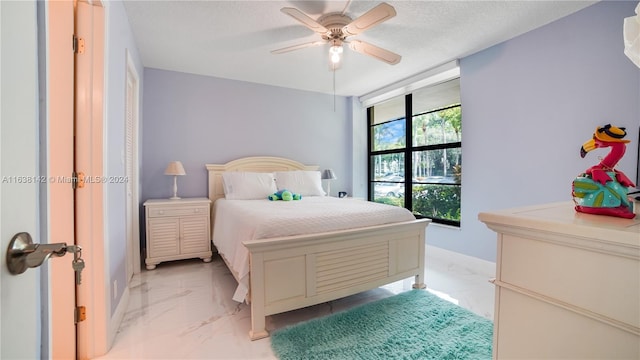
[[221, 172, 277, 200], [275, 171, 326, 196]]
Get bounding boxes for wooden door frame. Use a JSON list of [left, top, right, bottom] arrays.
[[75, 1, 108, 358]]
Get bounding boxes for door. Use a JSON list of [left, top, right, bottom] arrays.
[[49, 1, 78, 358], [0, 1, 42, 358], [1, 1, 78, 358], [1, 1, 106, 358], [125, 52, 141, 279]]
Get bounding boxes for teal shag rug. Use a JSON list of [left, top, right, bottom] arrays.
[[270, 290, 493, 360]]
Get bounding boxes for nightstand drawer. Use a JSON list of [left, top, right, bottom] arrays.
[[147, 206, 209, 218]]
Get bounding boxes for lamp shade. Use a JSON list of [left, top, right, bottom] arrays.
[[322, 169, 337, 180], [164, 161, 186, 176]]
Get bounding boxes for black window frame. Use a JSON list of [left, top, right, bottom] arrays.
[[367, 94, 462, 227]]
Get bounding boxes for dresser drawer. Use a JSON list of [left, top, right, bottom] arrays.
[[147, 206, 209, 218], [495, 286, 639, 359], [499, 233, 640, 329]]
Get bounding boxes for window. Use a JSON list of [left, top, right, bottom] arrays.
[[368, 78, 461, 226]]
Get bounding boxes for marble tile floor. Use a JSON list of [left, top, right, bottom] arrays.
[[95, 245, 496, 360]]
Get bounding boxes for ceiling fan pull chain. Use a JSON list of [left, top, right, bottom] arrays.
[[333, 66, 336, 112]]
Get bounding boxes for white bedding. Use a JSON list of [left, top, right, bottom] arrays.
[[212, 196, 416, 302]]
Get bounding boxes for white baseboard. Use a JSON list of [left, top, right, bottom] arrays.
[[107, 284, 130, 352], [426, 244, 496, 276]]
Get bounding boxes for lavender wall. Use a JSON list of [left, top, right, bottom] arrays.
[[104, 0, 143, 314], [426, 1, 640, 261], [141, 69, 351, 201]]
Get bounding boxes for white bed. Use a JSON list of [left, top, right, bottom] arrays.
[[206, 156, 430, 340]]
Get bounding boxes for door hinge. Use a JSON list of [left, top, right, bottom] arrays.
[[75, 305, 87, 323], [73, 35, 85, 54], [72, 171, 85, 190]]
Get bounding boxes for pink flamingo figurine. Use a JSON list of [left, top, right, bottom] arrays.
[[573, 124, 636, 219]]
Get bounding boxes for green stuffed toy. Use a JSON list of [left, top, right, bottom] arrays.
[[268, 189, 302, 201]]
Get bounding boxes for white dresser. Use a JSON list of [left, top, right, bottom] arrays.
[[144, 197, 213, 270], [479, 201, 639, 359]]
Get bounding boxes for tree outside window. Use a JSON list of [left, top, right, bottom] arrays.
[[369, 78, 461, 226]]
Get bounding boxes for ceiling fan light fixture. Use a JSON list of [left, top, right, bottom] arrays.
[[329, 44, 343, 63]]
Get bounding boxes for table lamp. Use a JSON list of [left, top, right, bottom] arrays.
[[322, 169, 337, 196], [164, 161, 186, 199]]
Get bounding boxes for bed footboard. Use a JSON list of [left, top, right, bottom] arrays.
[[243, 219, 429, 340]]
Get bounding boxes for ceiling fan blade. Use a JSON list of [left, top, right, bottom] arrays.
[[349, 40, 401, 65], [342, 2, 396, 36], [271, 40, 327, 54], [281, 7, 329, 34]]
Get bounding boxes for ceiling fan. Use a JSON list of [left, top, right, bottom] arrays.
[[271, 2, 401, 68]]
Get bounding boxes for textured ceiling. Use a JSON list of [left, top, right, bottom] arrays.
[[123, 1, 596, 97]]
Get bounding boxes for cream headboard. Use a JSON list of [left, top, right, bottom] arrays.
[[205, 156, 319, 204]]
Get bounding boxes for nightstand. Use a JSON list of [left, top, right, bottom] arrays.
[[339, 196, 366, 200], [143, 197, 212, 270]]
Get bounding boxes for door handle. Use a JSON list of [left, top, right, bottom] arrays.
[[6, 232, 72, 274]]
